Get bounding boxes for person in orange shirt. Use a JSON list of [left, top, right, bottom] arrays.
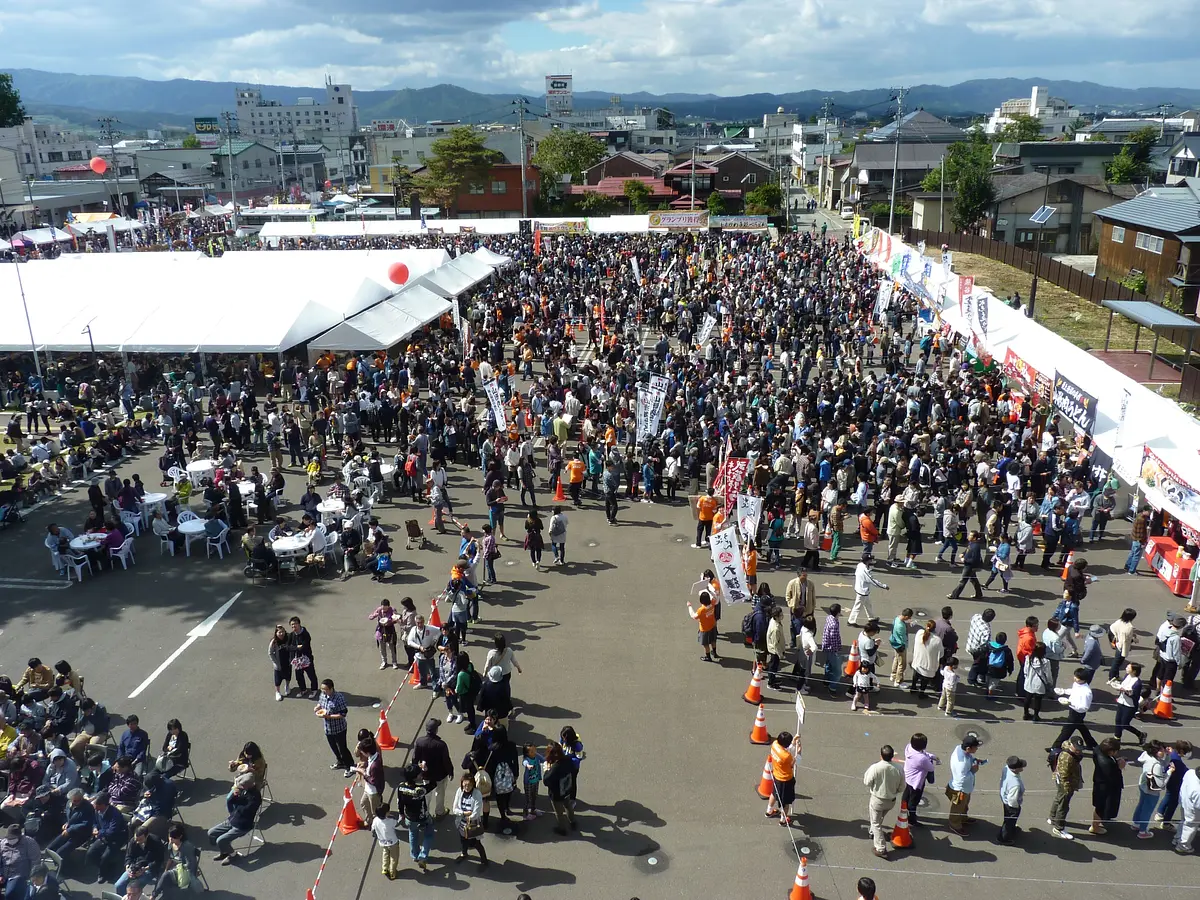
[[744, 540, 759, 590], [695, 488, 718, 548], [565, 454, 586, 506], [687, 592, 720, 662], [765, 731, 802, 825], [859, 509, 879, 556]]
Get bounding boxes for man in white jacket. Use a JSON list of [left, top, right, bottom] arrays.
[[849, 554, 889, 627], [1174, 767, 1200, 854]]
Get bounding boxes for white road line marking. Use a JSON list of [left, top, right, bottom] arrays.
[[128, 592, 241, 698], [0, 579, 71, 591]]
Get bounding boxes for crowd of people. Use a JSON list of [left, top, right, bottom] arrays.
[[4, 220, 1198, 898]]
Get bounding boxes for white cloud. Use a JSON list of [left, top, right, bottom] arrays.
[[2, 0, 1199, 94]]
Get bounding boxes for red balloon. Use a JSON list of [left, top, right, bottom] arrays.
[[388, 262, 410, 285], [324, 180, 332, 189], [89, 156, 108, 175]]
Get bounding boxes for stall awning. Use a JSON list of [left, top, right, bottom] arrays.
[[423, 263, 478, 296], [310, 284, 452, 351], [472, 247, 513, 268], [1101, 300, 1200, 332], [445, 252, 495, 285]]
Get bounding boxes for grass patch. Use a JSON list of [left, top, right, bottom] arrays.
[[927, 250, 1189, 357]]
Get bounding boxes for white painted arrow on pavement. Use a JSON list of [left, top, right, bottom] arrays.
[[128, 593, 241, 699]]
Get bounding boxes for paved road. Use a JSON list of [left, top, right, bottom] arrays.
[[1, 422, 1193, 900]]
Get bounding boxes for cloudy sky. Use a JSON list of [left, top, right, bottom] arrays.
[[3, 0, 1198, 94]]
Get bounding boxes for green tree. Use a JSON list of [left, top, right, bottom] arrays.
[[413, 126, 502, 214], [391, 162, 414, 193], [743, 182, 782, 214], [530, 129, 605, 186], [181, 134, 201, 149], [706, 191, 727, 215], [0, 73, 25, 128], [998, 114, 1045, 143], [1106, 146, 1145, 184], [623, 179, 651, 213], [1126, 126, 1160, 165], [575, 190, 617, 214], [950, 168, 996, 232]]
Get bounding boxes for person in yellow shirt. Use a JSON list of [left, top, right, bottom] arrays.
[[695, 488, 718, 548], [565, 454, 586, 506]]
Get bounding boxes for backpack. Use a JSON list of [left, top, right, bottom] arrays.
[[1047, 746, 1062, 771], [988, 645, 1006, 670], [741, 611, 756, 646], [465, 666, 483, 702]]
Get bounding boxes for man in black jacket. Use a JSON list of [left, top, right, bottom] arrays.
[[411, 719, 453, 818], [115, 825, 165, 893], [207, 774, 262, 864], [947, 533, 984, 600], [47, 788, 96, 857]]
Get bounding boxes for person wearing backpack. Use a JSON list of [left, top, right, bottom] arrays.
[[1048, 736, 1086, 839], [985, 633, 1014, 696]]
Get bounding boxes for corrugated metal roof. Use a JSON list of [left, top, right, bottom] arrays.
[[1101, 300, 1200, 330], [1094, 184, 1200, 234]]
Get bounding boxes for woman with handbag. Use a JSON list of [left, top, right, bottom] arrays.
[[481, 524, 500, 585], [524, 510, 545, 569], [152, 823, 201, 897], [1022, 643, 1053, 722], [451, 773, 488, 867], [288, 617, 319, 699]]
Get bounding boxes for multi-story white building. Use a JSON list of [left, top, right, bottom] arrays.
[[235, 77, 359, 142], [0, 117, 99, 179], [985, 86, 1082, 138], [365, 127, 527, 192], [749, 109, 798, 170], [790, 118, 844, 186]]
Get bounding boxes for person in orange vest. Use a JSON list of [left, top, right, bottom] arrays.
[[694, 488, 718, 548], [764, 731, 801, 825], [687, 591, 720, 662], [565, 453, 586, 506]]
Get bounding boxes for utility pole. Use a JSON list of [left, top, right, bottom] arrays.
[[820, 97, 832, 210], [1158, 103, 1174, 140], [887, 87, 906, 235], [690, 144, 696, 211], [222, 110, 239, 230], [97, 116, 124, 217], [513, 98, 529, 219], [1027, 165, 1053, 320], [939, 154, 945, 232]]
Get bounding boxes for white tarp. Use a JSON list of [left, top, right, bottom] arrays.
[[65, 217, 144, 235], [256, 214, 656, 240], [0, 238, 10, 251], [424, 263, 478, 297], [14, 227, 74, 244], [446, 252, 496, 286], [311, 285, 452, 351], [472, 247, 513, 268], [0, 249, 450, 354], [860, 227, 1200, 488]]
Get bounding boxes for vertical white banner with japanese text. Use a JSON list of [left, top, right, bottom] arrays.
[[483, 379, 506, 430], [710, 525, 752, 603]]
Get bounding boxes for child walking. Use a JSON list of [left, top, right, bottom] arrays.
[[371, 803, 400, 880], [850, 661, 879, 714], [938, 656, 960, 717], [521, 743, 544, 821]]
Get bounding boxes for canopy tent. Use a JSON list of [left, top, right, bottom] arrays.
[[69, 212, 118, 224], [1101, 299, 1200, 380], [0, 238, 9, 251], [472, 247, 513, 268], [13, 227, 74, 245], [446, 252, 497, 285], [65, 217, 145, 236], [309, 285, 452, 351], [424, 263, 479, 297], [256, 214, 655, 241], [187, 205, 231, 219], [0, 248, 451, 354]]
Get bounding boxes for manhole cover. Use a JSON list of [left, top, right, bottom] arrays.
[[955, 725, 992, 747], [587, 541, 598, 547], [632, 846, 667, 874], [505, 560, 517, 566], [675, 536, 686, 543]]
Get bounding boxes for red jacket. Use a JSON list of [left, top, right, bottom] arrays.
[[1016, 626, 1037, 664]]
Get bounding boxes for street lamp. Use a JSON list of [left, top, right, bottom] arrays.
[[10, 259, 46, 399], [166, 165, 182, 212], [1026, 165, 1056, 320]]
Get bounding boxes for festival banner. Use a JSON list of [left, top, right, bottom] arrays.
[[1051, 371, 1098, 436], [635, 385, 653, 443], [715, 457, 752, 514], [697, 313, 718, 346], [709, 525, 752, 604], [1001, 348, 1052, 405], [957, 275, 974, 315], [736, 493, 764, 543], [711, 215, 769, 230], [977, 292, 990, 337], [647, 211, 708, 229], [1140, 446, 1200, 527], [533, 220, 588, 234], [483, 378, 507, 430], [631, 255, 641, 284]]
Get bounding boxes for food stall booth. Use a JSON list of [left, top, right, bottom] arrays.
[[1137, 447, 1200, 598]]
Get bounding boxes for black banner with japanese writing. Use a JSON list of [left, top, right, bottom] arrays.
[[1052, 371, 1098, 436]]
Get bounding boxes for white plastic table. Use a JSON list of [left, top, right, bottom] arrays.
[[68, 535, 104, 554], [271, 533, 313, 557], [186, 460, 215, 488], [140, 492, 168, 525], [177, 519, 208, 556]]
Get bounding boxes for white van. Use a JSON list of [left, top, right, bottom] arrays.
[[839, 203, 855, 220]]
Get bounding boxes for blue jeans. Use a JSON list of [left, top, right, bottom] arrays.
[[407, 818, 435, 861], [1133, 786, 1159, 832], [1125, 541, 1143, 574], [484, 558, 497, 583], [824, 651, 842, 690], [115, 870, 157, 894]]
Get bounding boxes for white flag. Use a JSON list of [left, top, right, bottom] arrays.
[[483, 379, 506, 430], [736, 493, 763, 543], [697, 313, 718, 346], [708, 525, 752, 604]]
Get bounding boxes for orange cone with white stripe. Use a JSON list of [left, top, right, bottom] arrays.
[[376, 710, 398, 751], [788, 856, 813, 900], [1155, 680, 1175, 719], [749, 703, 770, 744], [429, 597, 443, 628], [756, 753, 774, 798], [844, 640, 861, 677], [408, 660, 421, 686], [554, 478, 566, 503], [743, 664, 765, 704], [1060, 550, 1075, 580], [337, 787, 364, 834], [891, 800, 913, 848]]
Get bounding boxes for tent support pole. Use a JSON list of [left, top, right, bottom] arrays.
[[1134, 324, 1140, 353], [1104, 309, 1114, 352], [1148, 332, 1159, 382], [1186, 331, 1195, 370]]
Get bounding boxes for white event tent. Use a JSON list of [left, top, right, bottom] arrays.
[[0, 248, 449, 355], [310, 285, 453, 351], [472, 247, 513, 268]]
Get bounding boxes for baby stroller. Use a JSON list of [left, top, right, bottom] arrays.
[[0, 503, 26, 529]]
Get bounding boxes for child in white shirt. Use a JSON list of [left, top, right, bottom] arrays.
[[938, 657, 960, 717], [850, 661, 880, 713], [371, 803, 400, 880]]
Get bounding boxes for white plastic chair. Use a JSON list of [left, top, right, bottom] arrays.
[[207, 525, 230, 559], [159, 534, 176, 557], [66, 553, 92, 583], [48, 548, 64, 575], [271, 488, 286, 509], [167, 466, 185, 486], [353, 476, 372, 494], [177, 510, 199, 523], [110, 536, 136, 569], [120, 510, 144, 536]]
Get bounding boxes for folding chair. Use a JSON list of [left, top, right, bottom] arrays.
[[238, 811, 267, 855], [41, 849, 70, 892], [261, 777, 274, 806]]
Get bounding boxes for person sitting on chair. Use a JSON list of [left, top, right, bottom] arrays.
[[207, 774, 262, 865]]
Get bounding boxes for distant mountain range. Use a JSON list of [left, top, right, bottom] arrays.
[[8, 69, 1200, 134]]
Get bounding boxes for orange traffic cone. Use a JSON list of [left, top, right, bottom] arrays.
[[554, 478, 566, 503], [756, 753, 774, 799], [408, 660, 421, 686], [428, 509, 437, 526], [337, 787, 364, 834], [844, 640, 861, 677], [376, 710, 398, 751], [1155, 680, 1175, 719], [1060, 550, 1075, 580], [788, 856, 813, 900], [429, 598, 443, 628], [891, 800, 913, 848], [749, 703, 770, 744], [743, 664, 765, 704]]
